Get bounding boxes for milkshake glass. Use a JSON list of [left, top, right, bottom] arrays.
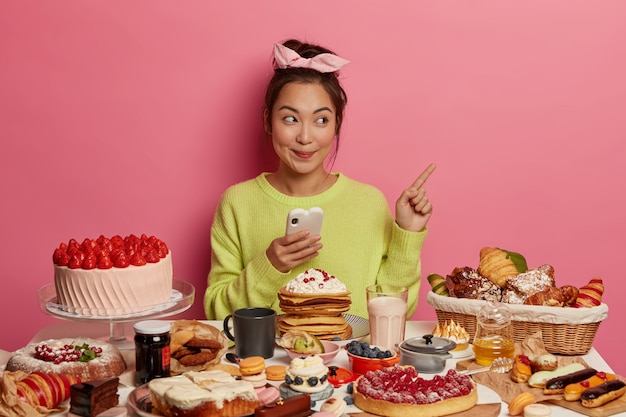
[[366, 285, 408, 351]]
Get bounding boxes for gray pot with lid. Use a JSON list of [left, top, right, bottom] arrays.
[[398, 334, 456, 373]]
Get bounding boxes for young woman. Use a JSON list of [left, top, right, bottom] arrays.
[[204, 39, 435, 320]]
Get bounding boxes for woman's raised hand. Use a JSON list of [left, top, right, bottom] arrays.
[[395, 163, 436, 232]]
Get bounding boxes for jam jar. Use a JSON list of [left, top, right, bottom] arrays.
[[134, 320, 171, 385]]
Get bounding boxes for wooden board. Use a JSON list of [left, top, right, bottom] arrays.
[[348, 404, 500, 417], [546, 395, 626, 417], [456, 359, 626, 417]]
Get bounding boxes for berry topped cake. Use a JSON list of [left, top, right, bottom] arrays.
[[6, 337, 126, 381], [53, 234, 172, 315], [284, 355, 330, 394], [278, 269, 352, 340], [353, 366, 478, 417]]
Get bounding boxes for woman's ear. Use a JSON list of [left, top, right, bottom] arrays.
[[263, 108, 271, 134]]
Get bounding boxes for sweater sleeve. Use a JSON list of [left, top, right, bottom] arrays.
[[377, 223, 428, 317], [203, 193, 288, 319]]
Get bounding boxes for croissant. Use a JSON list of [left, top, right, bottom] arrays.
[[14, 371, 81, 409], [524, 287, 564, 307], [575, 277, 604, 307], [478, 247, 528, 287], [427, 273, 449, 296]]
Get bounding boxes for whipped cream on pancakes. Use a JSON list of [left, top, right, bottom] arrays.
[[286, 268, 347, 294]]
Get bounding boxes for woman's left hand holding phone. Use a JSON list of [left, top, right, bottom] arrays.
[[266, 231, 323, 273]]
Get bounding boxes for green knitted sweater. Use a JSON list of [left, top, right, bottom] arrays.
[[203, 173, 427, 320]]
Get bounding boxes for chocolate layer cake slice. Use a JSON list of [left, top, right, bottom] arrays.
[[70, 377, 119, 417]]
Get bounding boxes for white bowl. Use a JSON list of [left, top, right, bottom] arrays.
[[285, 340, 340, 364]]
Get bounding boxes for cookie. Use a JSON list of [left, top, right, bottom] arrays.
[[239, 356, 265, 376], [204, 363, 241, 376], [177, 351, 217, 366], [184, 338, 224, 350], [266, 365, 287, 381], [171, 347, 200, 360]]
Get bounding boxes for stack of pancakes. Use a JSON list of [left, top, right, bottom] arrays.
[[277, 287, 352, 340]]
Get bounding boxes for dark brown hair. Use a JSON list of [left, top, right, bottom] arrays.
[[264, 39, 348, 158]]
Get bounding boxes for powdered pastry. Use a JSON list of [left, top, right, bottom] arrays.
[[6, 338, 126, 381]]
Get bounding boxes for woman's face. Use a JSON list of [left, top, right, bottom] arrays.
[[266, 82, 336, 176]]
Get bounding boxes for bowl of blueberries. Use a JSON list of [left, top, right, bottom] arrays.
[[345, 341, 399, 374]]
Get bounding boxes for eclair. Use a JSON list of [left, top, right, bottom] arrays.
[[581, 380, 626, 408]]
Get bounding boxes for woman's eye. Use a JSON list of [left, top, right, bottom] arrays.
[[316, 117, 328, 124], [284, 116, 297, 123]]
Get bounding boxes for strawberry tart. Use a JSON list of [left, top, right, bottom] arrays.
[[52, 234, 173, 316], [353, 367, 478, 417]]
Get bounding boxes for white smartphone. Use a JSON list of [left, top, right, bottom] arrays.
[[285, 207, 324, 236]]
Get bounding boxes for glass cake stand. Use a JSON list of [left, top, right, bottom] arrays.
[[37, 279, 195, 349]]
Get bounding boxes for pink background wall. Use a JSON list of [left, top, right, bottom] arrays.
[[1, 2, 624, 375]]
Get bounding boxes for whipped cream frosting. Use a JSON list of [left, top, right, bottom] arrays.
[[54, 253, 173, 316], [149, 370, 257, 409], [286, 355, 329, 393], [286, 268, 347, 294]]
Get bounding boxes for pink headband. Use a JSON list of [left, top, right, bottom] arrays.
[[273, 43, 350, 73]]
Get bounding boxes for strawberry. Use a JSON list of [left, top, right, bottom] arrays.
[[66, 239, 80, 255], [81, 238, 97, 252], [111, 249, 130, 268], [82, 252, 97, 270], [130, 251, 147, 266], [67, 254, 83, 269], [52, 248, 65, 264], [110, 235, 125, 248], [99, 237, 113, 253], [54, 250, 71, 266], [145, 249, 160, 263], [155, 241, 169, 257], [97, 255, 113, 269]]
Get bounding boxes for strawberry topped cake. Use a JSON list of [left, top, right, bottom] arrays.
[[53, 234, 173, 315], [353, 366, 478, 417]]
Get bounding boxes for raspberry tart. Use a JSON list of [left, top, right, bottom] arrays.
[[353, 366, 478, 417], [52, 234, 172, 316], [6, 338, 126, 381]]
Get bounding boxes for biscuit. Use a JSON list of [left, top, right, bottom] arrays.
[[265, 365, 287, 381], [177, 351, 217, 366], [184, 337, 224, 350], [242, 370, 267, 388], [171, 347, 201, 360], [239, 356, 265, 376], [204, 363, 241, 376]]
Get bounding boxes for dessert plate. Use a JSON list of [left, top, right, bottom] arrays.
[[451, 343, 474, 359], [275, 314, 369, 346], [128, 383, 265, 417]]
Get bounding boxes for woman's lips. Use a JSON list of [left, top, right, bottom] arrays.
[[293, 150, 315, 159]]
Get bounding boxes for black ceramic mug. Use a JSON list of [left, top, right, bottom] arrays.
[[223, 307, 276, 359]]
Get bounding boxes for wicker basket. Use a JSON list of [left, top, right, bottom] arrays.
[[426, 291, 608, 355]]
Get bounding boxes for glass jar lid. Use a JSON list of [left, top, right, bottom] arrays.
[[134, 320, 171, 335]]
